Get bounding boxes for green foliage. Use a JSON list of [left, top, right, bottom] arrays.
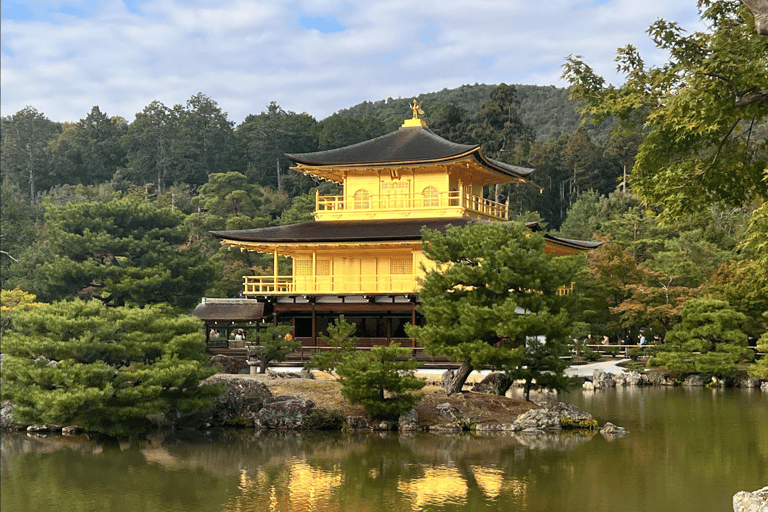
[[0, 299, 221, 437], [47, 106, 127, 187], [506, 338, 570, 401], [307, 315, 358, 375], [627, 348, 642, 361], [0, 106, 61, 202], [5, 198, 216, 308], [335, 343, 424, 421], [406, 222, 577, 391], [248, 324, 299, 373], [0, 288, 45, 332], [654, 298, 752, 379], [749, 331, 768, 378], [563, 1, 768, 220], [582, 347, 602, 362]]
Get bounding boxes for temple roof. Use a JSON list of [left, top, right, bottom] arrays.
[[211, 217, 479, 244], [190, 298, 264, 322], [210, 218, 601, 252], [286, 126, 534, 182]]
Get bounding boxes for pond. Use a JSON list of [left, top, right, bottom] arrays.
[[2, 386, 766, 512]]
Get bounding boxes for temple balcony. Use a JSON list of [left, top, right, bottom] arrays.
[[243, 274, 418, 295], [243, 275, 575, 297], [314, 190, 508, 221]]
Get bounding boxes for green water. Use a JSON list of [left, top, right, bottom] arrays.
[[2, 386, 766, 512]]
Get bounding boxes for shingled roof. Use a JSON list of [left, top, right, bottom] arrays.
[[286, 126, 534, 181], [210, 217, 601, 252], [211, 217, 479, 244]]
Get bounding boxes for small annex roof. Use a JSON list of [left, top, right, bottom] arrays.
[[191, 298, 265, 322], [211, 218, 600, 254], [285, 126, 535, 185]]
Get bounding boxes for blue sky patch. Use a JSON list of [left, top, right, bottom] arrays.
[[299, 15, 346, 34], [2, 1, 36, 21]]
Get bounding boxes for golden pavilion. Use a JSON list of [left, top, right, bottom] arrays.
[[203, 103, 599, 353]]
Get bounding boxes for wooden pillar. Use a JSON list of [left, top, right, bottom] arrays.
[[273, 247, 278, 290], [312, 303, 317, 346]]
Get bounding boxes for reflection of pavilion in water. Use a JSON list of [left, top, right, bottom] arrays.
[[219, 458, 529, 511]]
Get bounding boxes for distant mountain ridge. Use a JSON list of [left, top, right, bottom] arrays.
[[334, 83, 614, 143]]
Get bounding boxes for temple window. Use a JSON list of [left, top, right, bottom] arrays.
[[295, 259, 312, 276], [391, 258, 412, 275], [316, 260, 331, 276], [422, 186, 439, 207], [354, 189, 370, 209]]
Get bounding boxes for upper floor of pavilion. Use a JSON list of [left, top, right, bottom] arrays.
[[287, 103, 538, 222]]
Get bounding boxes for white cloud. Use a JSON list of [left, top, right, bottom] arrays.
[[1, 0, 701, 124]]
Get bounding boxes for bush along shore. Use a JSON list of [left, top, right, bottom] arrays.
[[2, 361, 766, 436], [2, 369, 630, 437]]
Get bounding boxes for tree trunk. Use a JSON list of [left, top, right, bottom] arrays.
[[445, 360, 474, 395]]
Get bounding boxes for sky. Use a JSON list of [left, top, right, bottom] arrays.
[[1, 0, 702, 125]]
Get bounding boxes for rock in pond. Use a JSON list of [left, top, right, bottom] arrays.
[[733, 485, 768, 512]]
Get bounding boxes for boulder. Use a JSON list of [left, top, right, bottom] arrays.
[[600, 422, 629, 441], [0, 401, 24, 431], [437, 403, 471, 428], [548, 402, 598, 429], [623, 371, 647, 386], [683, 374, 704, 387], [209, 354, 246, 375], [512, 408, 561, 432], [471, 372, 512, 395], [762, 381, 768, 391], [440, 369, 455, 394], [738, 378, 761, 388], [204, 375, 273, 427], [733, 485, 768, 512], [256, 396, 316, 429], [398, 408, 419, 432], [27, 424, 62, 432], [429, 423, 463, 433], [345, 416, 371, 431]]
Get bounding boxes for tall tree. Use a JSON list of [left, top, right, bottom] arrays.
[[405, 222, 577, 394], [47, 106, 127, 186], [236, 102, 317, 190], [1, 107, 61, 204], [5, 198, 216, 308], [563, 0, 768, 219], [174, 93, 242, 186], [121, 101, 177, 193]]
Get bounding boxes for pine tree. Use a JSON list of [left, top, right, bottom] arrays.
[[1, 299, 222, 437]]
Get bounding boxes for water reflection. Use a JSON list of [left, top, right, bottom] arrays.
[[2, 388, 767, 512]]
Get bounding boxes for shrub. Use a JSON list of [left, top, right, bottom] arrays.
[[583, 347, 602, 362], [335, 343, 425, 421]]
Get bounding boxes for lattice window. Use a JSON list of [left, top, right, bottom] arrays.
[[316, 260, 331, 276], [354, 189, 370, 209], [422, 186, 439, 207], [391, 258, 412, 275], [295, 259, 312, 276]]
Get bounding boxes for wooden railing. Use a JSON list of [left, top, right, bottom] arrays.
[[315, 191, 508, 221], [244, 273, 417, 295], [244, 275, 575, 296]]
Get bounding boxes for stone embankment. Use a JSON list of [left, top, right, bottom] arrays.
[[581, 369, 767, 390]]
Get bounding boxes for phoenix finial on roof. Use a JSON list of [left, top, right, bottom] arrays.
[[410, 99, 424, 119]]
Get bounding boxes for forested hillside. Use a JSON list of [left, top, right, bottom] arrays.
[[336, 83, 613, 142]]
